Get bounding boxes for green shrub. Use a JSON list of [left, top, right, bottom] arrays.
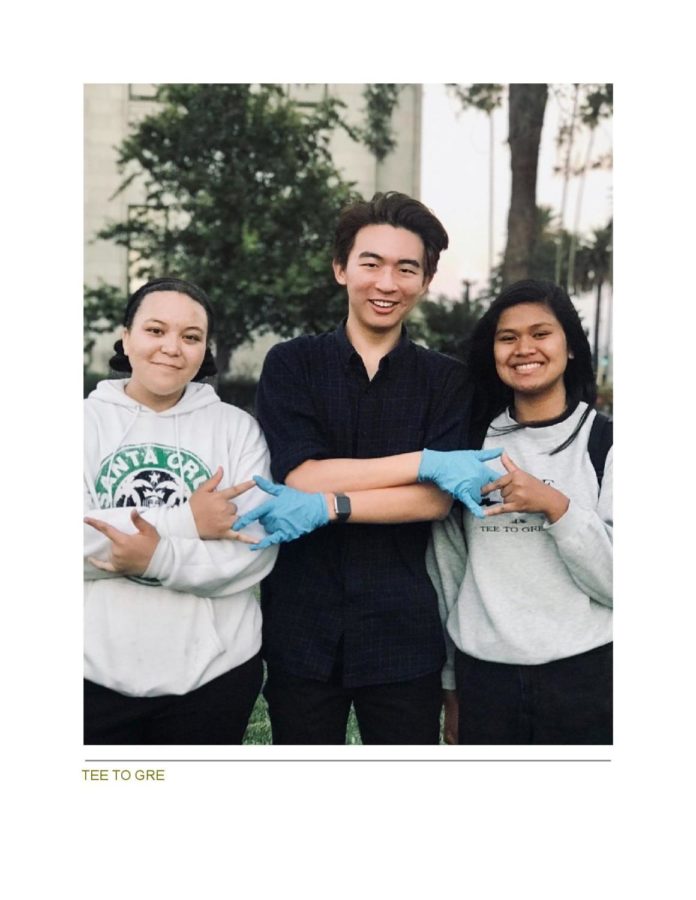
[[216, 377, 259, 415]]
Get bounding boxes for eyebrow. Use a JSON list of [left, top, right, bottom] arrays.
[[143, 318, 205, 332], [495, 321, 557, 333], [357, 251, 422, 269]]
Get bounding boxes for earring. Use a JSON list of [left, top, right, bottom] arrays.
[[568, 351, 575, 359]]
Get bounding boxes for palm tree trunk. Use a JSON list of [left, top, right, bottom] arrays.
[[555, 85, 579, 285], [593, 279, 604, 372], [568, 126, 595, 289], [502, 84, 548, 285]]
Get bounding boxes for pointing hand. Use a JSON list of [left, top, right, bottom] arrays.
[[417, 448, 503, 519], [85, 508, 160, 575], [232, 476, 329, 550]]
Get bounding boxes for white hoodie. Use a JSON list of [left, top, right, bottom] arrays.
[[84, 379, 278, 697]]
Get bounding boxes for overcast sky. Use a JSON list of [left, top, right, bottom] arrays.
[[420, 83, 613, 301]]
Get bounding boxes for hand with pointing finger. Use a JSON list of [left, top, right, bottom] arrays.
[[417, 447, 504, 519], [232, 476, 329, 550], [188, 466, 258, 541], [482, 452, 570, 524], [84, 508, 160, 575]]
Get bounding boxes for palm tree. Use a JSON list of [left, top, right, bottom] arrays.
[[572, 220, 613, 371]]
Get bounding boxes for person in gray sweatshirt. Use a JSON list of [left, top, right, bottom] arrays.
[[426, 279, 612, 745]]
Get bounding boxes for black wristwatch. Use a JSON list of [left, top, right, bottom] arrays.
[[333, 493, 351, 522]]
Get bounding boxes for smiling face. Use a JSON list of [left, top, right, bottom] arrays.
[[333, 224, 429, 340], [121, 290, 208, 411], [493, 302, 571, 410]]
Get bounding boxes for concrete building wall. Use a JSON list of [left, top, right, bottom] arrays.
[[84, 84, 130, 293], [84, 83, 423, 375], [84, 85, 163, 307]]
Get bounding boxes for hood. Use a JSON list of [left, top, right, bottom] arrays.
[[88, 379, 221, 417]]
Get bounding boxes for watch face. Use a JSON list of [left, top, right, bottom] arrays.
[[335, 494, 351, 519]]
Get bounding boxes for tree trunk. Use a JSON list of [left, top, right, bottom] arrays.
[[502, 84, 548, 285], [593, 279, 603, 373]]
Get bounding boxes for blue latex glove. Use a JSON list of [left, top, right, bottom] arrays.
[[418, 448, 504, 519], [232, 475, 330, 550]]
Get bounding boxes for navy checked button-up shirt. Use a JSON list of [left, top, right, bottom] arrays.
[[256, 321, 472, 687]]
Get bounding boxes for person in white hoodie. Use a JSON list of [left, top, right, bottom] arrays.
[[426, 279, 612, 744], [84, 277, 277, 744]]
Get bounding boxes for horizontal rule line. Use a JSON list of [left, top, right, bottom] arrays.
[[84, 758, 612, 764]]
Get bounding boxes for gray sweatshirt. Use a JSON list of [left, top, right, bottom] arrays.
[[426, 403, 612, 688]]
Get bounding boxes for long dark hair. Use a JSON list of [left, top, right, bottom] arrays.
[[468, 279, 596, 453], [109, 277, 218, 381]]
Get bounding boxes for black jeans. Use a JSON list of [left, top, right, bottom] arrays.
[[264, 665, 443, 745], [454, 643, 613, 745], [84, 652, 263, 745]]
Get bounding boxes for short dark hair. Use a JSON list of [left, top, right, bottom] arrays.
[[468, 279, 597, 452], [109, 277, 218, 380], [333, 191, 449, 282]]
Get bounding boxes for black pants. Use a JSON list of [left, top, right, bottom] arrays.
[[84, 652, 263, 745], [264, 664, 442, 745], [454, 643, 613, 745]]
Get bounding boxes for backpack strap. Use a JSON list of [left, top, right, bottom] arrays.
[[588, 411, 613, 490]]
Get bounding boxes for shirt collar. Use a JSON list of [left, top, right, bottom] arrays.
[[334, 319, 411, 370], [505, 397, 581, 428]]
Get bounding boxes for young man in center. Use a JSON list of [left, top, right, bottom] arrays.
[[249, 192, 481, 744]]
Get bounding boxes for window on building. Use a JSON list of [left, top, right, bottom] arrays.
[[128, 84, 158, 101], [284, 83, 329, 108]]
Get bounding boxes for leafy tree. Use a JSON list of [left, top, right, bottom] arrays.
[[447, 84, 504, 115], [84, 282, 125, 369], [360, 84, 403, 160], [88, 84, 360, 374], [485, 205, 605, 293], [579, 84, 613, 127], [410, 283, 488, 362], [485, 206, 563, 298]]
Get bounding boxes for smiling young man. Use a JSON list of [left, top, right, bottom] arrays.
[[254, 192, 473, 745]]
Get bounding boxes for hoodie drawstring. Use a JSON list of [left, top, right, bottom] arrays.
[[104, 404, 142, 508], [174, 409, 185, 502]]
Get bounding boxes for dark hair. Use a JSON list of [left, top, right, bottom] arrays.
[[333, 191, 449, 282], [468, 279, 596, 453], [109, 277, 218, 380]]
